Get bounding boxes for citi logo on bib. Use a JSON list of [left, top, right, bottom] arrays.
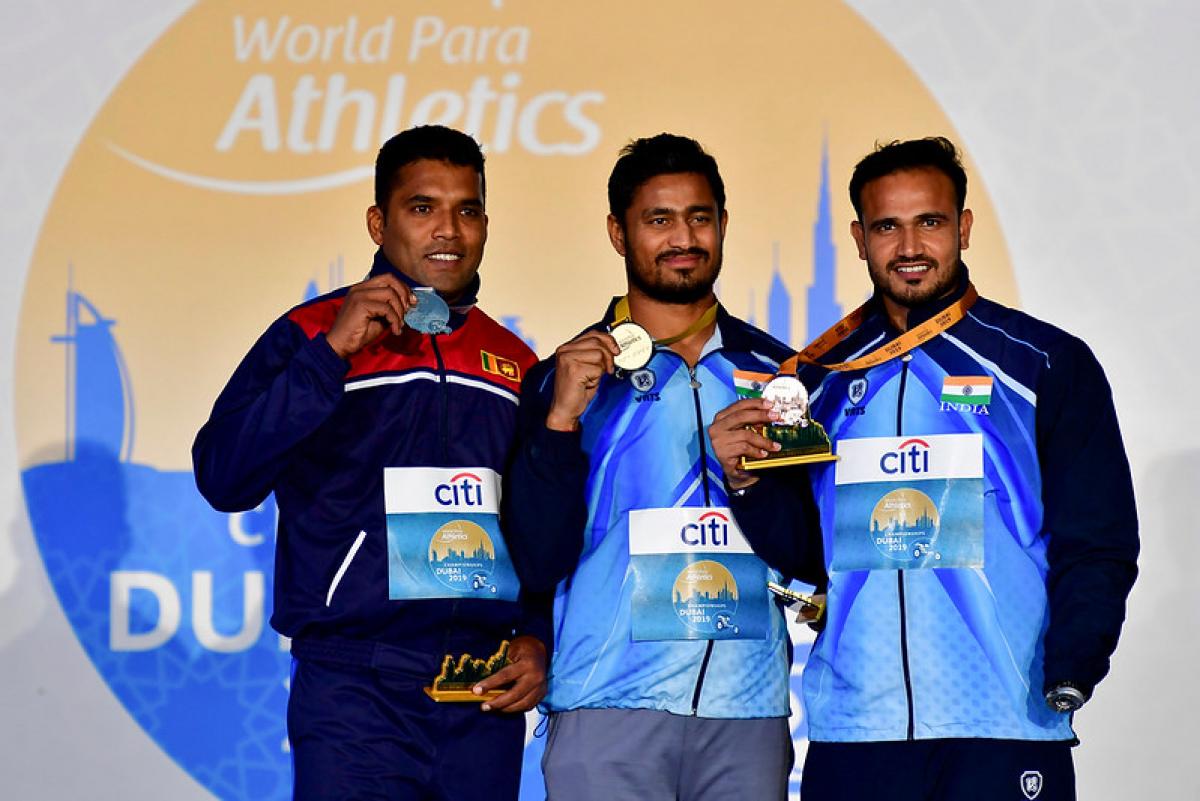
[[879, 438, 930, 475], [435, 472, 486, 507], [681, 510, 731, 547]]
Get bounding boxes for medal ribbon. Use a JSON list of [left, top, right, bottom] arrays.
[[612, 296, 719, 346], [777, 283, 979, 375]]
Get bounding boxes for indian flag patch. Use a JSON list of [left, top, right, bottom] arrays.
[[941, 375, 993, 405], [733, 370, 774, 399]]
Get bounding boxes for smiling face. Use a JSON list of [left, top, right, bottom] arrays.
[[851, 166, 973, 323], [366, 158, 487, 302], [608, 172, 727, 305]]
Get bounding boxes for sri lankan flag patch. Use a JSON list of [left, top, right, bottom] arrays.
[[940, 375, 993, 405], [481, 350, 521, 382], [733, 370, 774, 399]]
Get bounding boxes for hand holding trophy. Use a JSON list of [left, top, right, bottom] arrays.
[[732, 370, 837, 470]]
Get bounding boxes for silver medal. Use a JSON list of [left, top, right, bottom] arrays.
[[404, 288, 452, 335]]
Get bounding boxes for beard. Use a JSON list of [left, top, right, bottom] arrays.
[[625, 246, 723, 305], [867, 252, 962, 309]]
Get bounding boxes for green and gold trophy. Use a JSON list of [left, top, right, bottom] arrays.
[[735, 371, 838, 470], [424, 640, 510, 702]]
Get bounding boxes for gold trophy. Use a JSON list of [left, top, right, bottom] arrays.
[[738, 373, 838, 470], [424, 641, 510, 702]]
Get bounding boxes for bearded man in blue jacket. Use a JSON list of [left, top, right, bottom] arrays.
[[503, 134, 813, 801], [709, 137, 1138, 801]]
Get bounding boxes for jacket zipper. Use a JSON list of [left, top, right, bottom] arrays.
[[429, 333, 459, 645], [687, 362, 716, 715], [896, 354, 916, 740], [430, 334, 450, 462]]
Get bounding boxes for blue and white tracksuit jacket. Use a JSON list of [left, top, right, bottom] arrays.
[[503, 302, 809, 719], [731, 270, 1138, 742], [192, 251, 549, 669]]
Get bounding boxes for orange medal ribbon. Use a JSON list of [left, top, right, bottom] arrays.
[[777, 284, 979, 375]]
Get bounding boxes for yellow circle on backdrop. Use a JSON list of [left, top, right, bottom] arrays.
[[17, 0, 1014, 470]]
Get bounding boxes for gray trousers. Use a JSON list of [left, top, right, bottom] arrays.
[[542, 708, 793, 801]]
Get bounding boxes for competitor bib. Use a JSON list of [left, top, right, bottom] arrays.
[[628, 507, 770, 641], [384, 467, 519, 601], [831, 434, 984, 571]]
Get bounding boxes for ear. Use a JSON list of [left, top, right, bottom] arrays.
[[719, 208, 729, 238], [607, 213, 626, 256], [367, 206, 385, 246], [850, 220, 868, 260], [958, 208, 974, 250]]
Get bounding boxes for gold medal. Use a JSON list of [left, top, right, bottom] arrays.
[[607, 296, 718, 378], [610, 321, 655, 372]]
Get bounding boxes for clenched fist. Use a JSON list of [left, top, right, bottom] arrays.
[[545, 330, 621, 432]]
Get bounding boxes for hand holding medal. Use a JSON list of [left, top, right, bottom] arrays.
[[546, 297, 719, 432], [545, 329, 622, 432], [326, 273, 419, 359]]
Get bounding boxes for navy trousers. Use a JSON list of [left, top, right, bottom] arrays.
[[801, 739, 1076, 801], [288, 656, 525, 801]]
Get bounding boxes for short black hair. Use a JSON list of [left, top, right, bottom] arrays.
[[607, 134, 726, 225], [374, 125, 485, 213], [849, 136, 967, 218]]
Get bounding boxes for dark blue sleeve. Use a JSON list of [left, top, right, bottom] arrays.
[[1038, 337, 1139, 698], [501, 359, 591, 593], [728, 469, 825, 585], [192, 316, 349, 512], [514, 588, 554, 652]]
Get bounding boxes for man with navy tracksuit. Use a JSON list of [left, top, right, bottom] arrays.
[[193, 126, 549, 801], [709, 137, 1138, 801], [503, 134, 812, 800]]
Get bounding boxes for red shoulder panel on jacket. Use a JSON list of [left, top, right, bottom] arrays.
[[287, 297, 343, 340], [440, 309, 537, 387]]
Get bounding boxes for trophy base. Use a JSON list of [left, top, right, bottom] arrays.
[[741, 451, 839, 470], [423, 686, 504, 703], [740, 422, 838, 471]]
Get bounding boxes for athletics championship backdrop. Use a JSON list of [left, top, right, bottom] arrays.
[[2, 1, 1197, 799]]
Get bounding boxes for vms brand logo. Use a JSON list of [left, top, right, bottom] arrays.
[[844, 378, 869, 418], [880, 438, 931, 475], [681, 510, 731, 547], [435, 471, 485, 507]]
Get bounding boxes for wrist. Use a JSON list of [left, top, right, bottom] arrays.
[[726, 475, 760, 496], [324, 331, 352, 360], [545, 409, 581, 432]]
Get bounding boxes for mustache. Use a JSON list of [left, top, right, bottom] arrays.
[[888, 255, 940, 271], [656, 247, 710, 264]]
